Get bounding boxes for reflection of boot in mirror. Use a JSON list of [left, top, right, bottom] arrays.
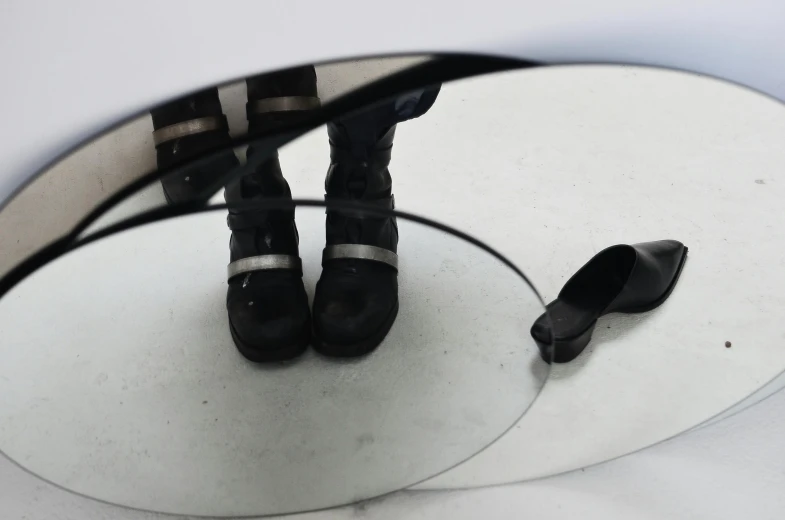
[[150, 87, 237, 204], [225, 66, 319, 362], [312, 123, 400, 357]]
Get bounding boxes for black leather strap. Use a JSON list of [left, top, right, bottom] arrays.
[[328, 145, 393, 166], [324, 195, 395, 219], [226, 210, 286, 231]]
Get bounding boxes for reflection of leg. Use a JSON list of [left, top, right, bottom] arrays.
[[313, 86, 441, 356], [225, 66, 320, 362], [150, 88, 237, 204]]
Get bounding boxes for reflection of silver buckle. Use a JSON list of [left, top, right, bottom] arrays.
[[322, 245, 398, 270], [227, 255, 302, 280], [249, 96, 321, 114], [152, 117, 224, 145]]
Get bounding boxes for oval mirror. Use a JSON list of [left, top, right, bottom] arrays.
[[0, 198, 548, 516]]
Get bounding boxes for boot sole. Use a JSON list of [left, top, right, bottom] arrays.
[[312, 300, 399, 358], [229, 320, 311, 363]]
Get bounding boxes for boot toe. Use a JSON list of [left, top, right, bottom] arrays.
[[227, 274, 310, 361], [313, 262, 398, 356]]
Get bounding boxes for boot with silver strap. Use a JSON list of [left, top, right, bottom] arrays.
[[225, 66, 320, 362], [312, 123, 400, 357], [151, 87, 238, 204]]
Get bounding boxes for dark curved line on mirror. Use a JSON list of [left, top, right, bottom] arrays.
[[0, 198, 554, 519]]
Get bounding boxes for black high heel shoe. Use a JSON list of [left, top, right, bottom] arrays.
[[531, 240, 688, 363]]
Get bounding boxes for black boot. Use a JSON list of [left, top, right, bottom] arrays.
[[312, 123, 400, 357], [225, 66, 320, 362], [150, 88, 236, 204]]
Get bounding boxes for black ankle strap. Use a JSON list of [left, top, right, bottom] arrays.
[[226, 209, 295, 231], [324, 195, 395, 219], [247, 96, 321, 116], [328, 145, 393, 166]]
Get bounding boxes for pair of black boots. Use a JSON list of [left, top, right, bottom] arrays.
[[151, 67, 399, 361]]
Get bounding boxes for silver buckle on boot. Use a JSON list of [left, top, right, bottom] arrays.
[[322, 245, 398, 270], [227, 255, 302, 280], [152, 116, 224, 145], [249, 96, 321, 114]]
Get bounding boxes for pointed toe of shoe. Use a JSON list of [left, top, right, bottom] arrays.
[[612, 239, 688, 312]]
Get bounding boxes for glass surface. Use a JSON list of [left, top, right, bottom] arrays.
[[0, 202, 549, 516], [3, 56, 785, 497]]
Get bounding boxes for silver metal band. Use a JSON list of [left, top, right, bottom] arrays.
[[153, 116, 224, 145], [323, 245, 398, 270], [227, 255, 301, 280], [249, 96, 321, 114]]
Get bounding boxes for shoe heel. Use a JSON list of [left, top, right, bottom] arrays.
[[536, 324, 595, 364]]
